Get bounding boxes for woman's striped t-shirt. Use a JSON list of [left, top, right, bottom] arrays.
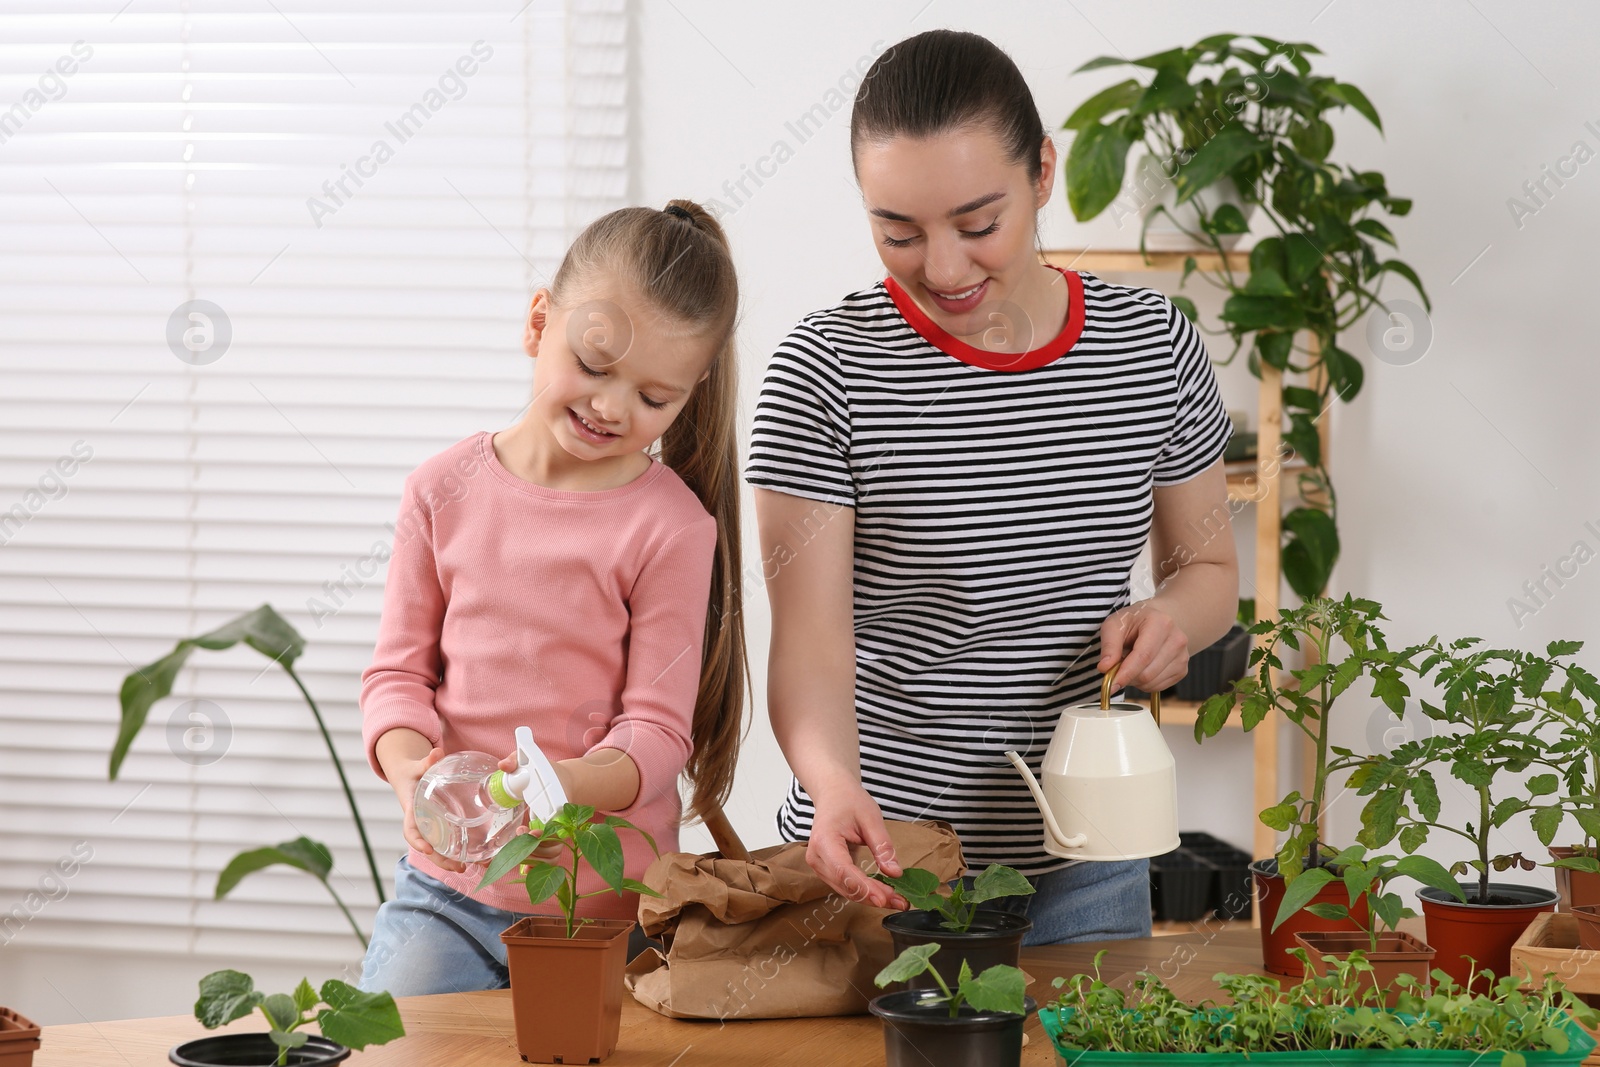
[[745, 267, 1232, 876]]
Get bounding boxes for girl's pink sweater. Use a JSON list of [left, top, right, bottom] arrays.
[[361, 432, 716, 917]]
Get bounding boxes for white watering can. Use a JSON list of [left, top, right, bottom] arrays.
[[1006, 666, 1180, 862]]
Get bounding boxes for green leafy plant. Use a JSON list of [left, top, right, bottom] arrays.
[[874, 944, 1027, 1020], [1272, 843, 1464, 951], [1062, 34, 1428, 598], [194, 969, 404, 1067], [479, 801, 661, 938], [1196, 595, 1425, 880], [1346, 639, 1564, 903], [1047, 947, 1598, 1065], [1528, 641, 1600, 875], [110, 605, 383, 945], [874, 863, 1035, 932]]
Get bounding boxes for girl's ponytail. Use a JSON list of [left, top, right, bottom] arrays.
[[550, 199, 748, 824]]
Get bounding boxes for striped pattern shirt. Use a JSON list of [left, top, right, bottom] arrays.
[[745, 268, 1231, 875]]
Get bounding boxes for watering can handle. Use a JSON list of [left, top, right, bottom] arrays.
[[1101, 663, 1161, 725]]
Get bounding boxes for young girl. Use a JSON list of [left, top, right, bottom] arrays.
[[358, 200, 746, 996], [748, 30, 1238, 944]]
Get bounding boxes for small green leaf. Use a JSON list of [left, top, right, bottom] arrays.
[[875, 944, 938, 987], [521, 862, 567, 907], [1323, 82, 1382, 132], [316, 981, 405, 1051], [1066, 121, 1135, 221], [620, 877, 664, 898], [877, 867, 947, 912], [260, 993, 299, 1032], [1272, 866, 1336, 931], [970, 864, 1035, 905], [1393, 855, 1465, 900], [270, 1030, 308, 1051], [1208, 203, 1249, 235], [959, 964, 1028, 1016], [292, 978, 317, 1015], [195, 970, 262, 1029], [1063, 79, 1142, 130], [215, 838, 333, 900], [1174, 127, 1267, 204], [1305, 902, 1348, 921], [1532, 805, 1565, 846], [478, 831, 544, 889], [577, 822, 625, 892], [1170, 295, 1199, 325], [1528, 773, 1559, 796]]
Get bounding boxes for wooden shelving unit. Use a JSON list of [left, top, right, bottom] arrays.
[[1045, 247, 1305, 866]]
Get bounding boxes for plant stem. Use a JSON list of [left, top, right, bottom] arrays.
[[324, 879, 368, 949], [1308, 613, 1332, 870], [1478, 784, 1492, 903], [287, 666, 386, 906], [567, 842, 581, 938]]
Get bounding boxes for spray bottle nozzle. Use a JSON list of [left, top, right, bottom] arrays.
[[490, 726, 568, 823]]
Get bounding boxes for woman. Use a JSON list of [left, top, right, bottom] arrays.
[[745, 29, 1239, 945]]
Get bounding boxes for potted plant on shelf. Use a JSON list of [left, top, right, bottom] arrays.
[[1062, 33, 1429, 600], [110, 605, 384, 946], [1042, 946, 1599, 1065], [1273, 842, 1463, 1003], [0, 1006, 40, 1067], [1194, 595, 1426, 974], [481, 801, 660, 1065], [169, 969, 403, 1067], [875, 863, 1035, 990], [1527, 640, 1600, 910], [869, 944, 1033, 1067], [1346, 637, 1562, 987]]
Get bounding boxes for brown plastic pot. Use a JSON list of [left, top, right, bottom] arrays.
[[0, 1007, 40, 1067], [501, 916, 633, 1065], [1293, 930, 1436, 1006], [1418, 882, 1558, 988], [882, 910, 1031, 992], [870, 988, 1036, 1067], [1252, 858, 1370, 976], [1550, 846, 1600, 912], [1571, 904, 1600, 951]]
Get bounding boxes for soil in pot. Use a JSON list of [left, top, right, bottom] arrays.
[[502, 916, 633, 1065], [1293, 930, 1436, 1006], [1571, 904, 1600, 951], [167, 1034, 350, 1066], [1418, 882, 1558, 988], [0, 1007, 41, 1067], [869, 988, 1036, 1067], [1551, 847, 1600, 913], [1253, 858, 1370, 977], [882, 910, 1031, 993]]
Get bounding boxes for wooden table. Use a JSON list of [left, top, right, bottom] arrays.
[[36, 929, 1266, 1065]]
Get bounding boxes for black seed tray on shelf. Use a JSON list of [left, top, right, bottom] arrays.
[[1150, 835, 1255, 922]]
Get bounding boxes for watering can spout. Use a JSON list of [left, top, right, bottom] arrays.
[[1004, 750, 1087, 851]]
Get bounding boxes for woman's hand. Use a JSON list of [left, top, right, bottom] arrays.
[[1098, 600, 1191, 694], [806, 780, 907, 910]]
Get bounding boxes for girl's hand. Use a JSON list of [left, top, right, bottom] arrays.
[[388, 746, 468, 874], [496, 750, 565, 865], [1099, 600, 1191, 694]]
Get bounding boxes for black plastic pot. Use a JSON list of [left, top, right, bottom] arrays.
[[1149, 850, 1215, 922], [882, 910, 1031, 991], [169, 1034, 350, 1066], [870, 988, 1036, 1067], [1126, 625, 1249, 702]]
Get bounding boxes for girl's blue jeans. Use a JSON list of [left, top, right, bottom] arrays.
[[357, 857, 651, 996]]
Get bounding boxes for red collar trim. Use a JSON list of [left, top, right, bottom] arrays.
[[883, 265, 1085, 372]]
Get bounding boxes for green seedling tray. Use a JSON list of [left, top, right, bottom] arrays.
[[1040, 1006, 1596, 1066]]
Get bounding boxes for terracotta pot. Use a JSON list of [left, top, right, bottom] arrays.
[[168, 1034, 350, 1066], [1571, 905, 1600, 952], [0, 1007, 40, 1067], [1292, 930, 1436, 1006], [501, 916, 633, 1065], [870, 989, 1036, 1067], [1252, 858, 1370, 976], [1550, 846, 1600, 912], [1418, 882, 1558, 988], [882, 910, 1031, 992]]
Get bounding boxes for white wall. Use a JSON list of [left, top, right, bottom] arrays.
[[640, 2, 1600, 884]]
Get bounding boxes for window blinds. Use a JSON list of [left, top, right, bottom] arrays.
[[0, 0, 628, 965]]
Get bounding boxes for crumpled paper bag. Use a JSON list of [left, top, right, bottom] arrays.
[[625, 819, 964, 1020]]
